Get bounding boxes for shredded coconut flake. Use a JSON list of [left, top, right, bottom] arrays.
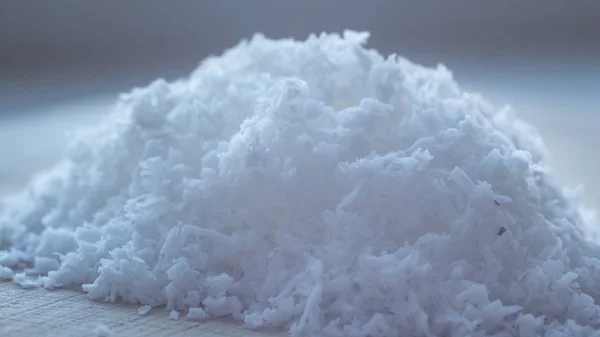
[[187, 307, 207, 320], [1, 31, 599, 336], [137, 304, 152, 316], [0, 266, 14, 280], [92, 324, 113, 337]]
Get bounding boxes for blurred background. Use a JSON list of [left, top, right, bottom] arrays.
[[0, 1, 599, 211]]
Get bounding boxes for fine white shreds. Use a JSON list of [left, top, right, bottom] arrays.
[[187, 307, 207, 320], [92, 324, 113, 337], [170, 309, 180, 320], [0, 266, 14, 280], [12, 272, 42, 289], [1, 31, 599, 336], [137, 304, 152, 316]]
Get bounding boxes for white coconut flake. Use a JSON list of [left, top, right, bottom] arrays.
[[26, 256, 60, 275], [137, 305, 152, 316], [0, 266, 14, 280], [187, 307, 207, 320], [92, 324, 113, 337], [1, 31, 600, 336], [12, 272, 42, 289]]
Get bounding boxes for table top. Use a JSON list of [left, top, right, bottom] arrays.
[[0, 281, 285, 337]]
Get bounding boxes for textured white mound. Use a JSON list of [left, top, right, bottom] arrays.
[[1, 31, 600, 337]]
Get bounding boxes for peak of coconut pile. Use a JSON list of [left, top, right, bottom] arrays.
[[1, 31, 600, 337]]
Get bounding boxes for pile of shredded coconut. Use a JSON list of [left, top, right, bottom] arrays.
[[1, 31, 600, 337]]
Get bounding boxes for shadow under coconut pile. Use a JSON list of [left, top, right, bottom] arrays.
[[1, 31, 600, 337]]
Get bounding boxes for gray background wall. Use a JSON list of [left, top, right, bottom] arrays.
[[2, 0, 599, 109]]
